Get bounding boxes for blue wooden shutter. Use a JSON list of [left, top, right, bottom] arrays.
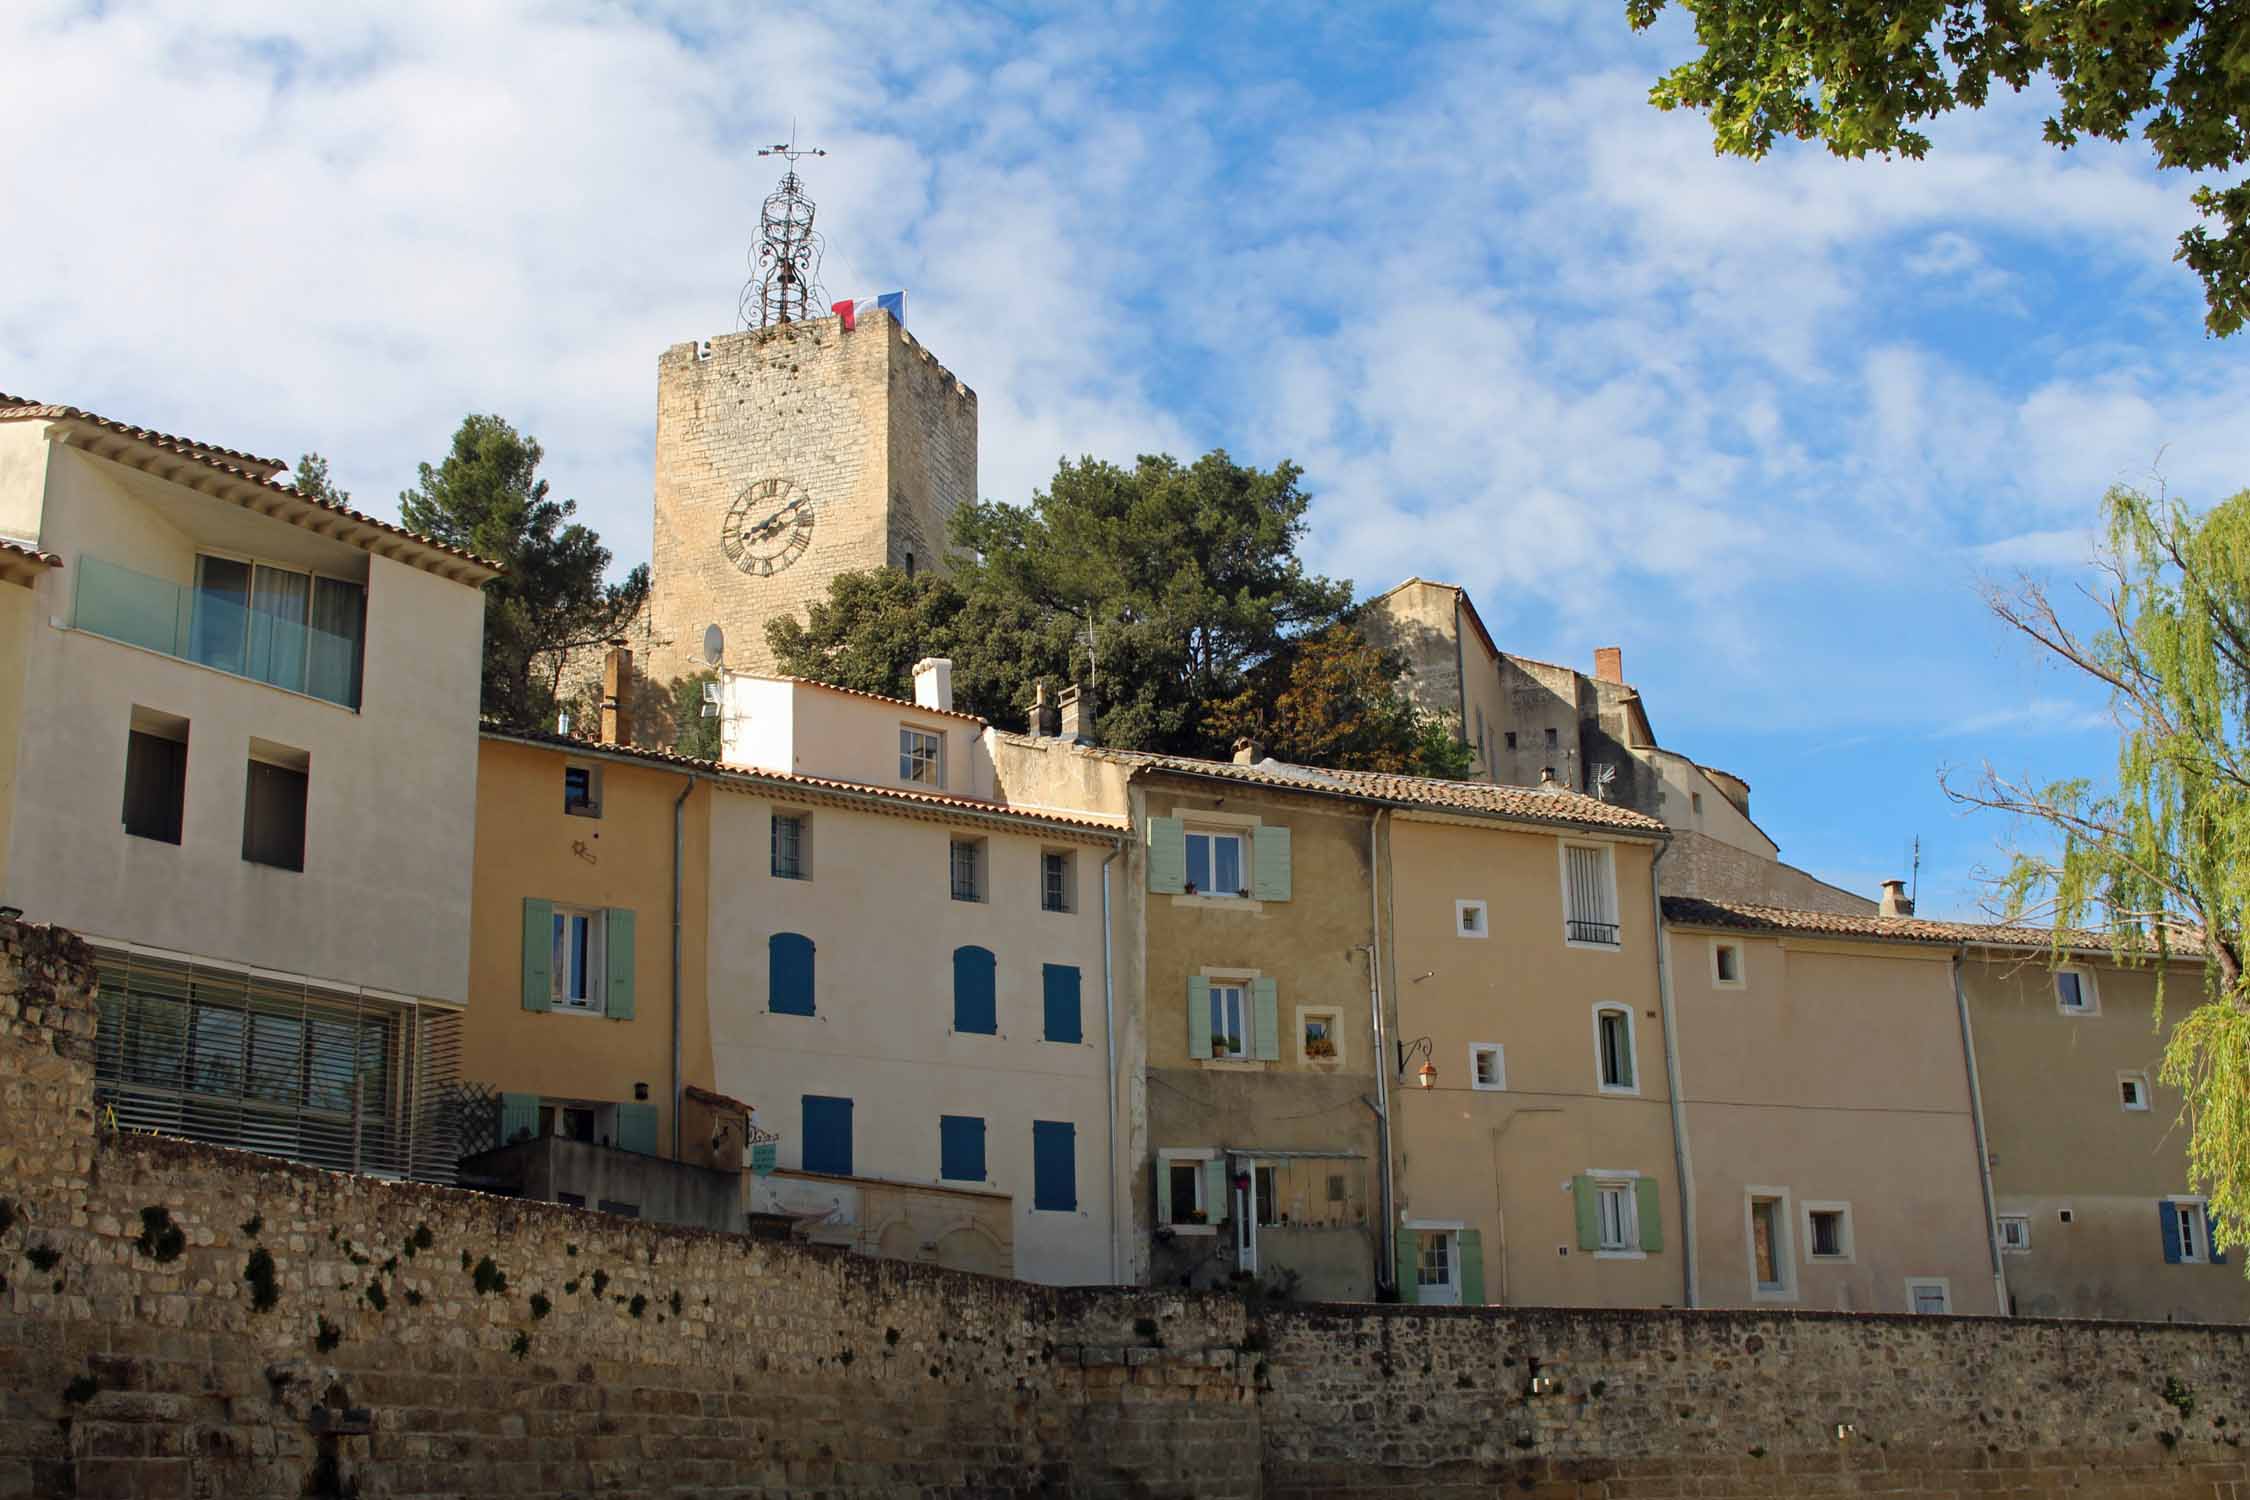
[[940, 1115, 986, 1182], [603, 908, 636, 1020], [1032, 1121, 1076, 1211], [1636, 1179, 1663, 1253], [615, 1101, 658, 1156], [500, 1091, 542, 1146], [802, 1095, 853, 1176], [770, 933, 815, 1016], [2161, 1200, 2183, 1263], [1187, 977, 1212, 1059], [520, 899, 552, 1012], [1252, 977, 1280, 1061], [1458, 1228, 1486, 1306], [1043, 964, 1082, 1044], [953, 945, 997, 1034], [1147, 817, 1186, 894], [1252, 824, 1292, 901]]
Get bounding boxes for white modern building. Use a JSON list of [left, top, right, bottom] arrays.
[[710, 662, 1127, 1284], [0, 395, 496, 1179]]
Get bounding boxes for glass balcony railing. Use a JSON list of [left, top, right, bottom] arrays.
[[72, 554, 364, 710]]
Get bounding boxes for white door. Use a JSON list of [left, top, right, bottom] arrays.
[[1416, 1230, 1460, 1306]]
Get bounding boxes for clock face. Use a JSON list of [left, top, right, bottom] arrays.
[[719, 478, 816, 577]]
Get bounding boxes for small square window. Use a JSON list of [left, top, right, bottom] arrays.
[[1544, 727, 1558, 750], [1300, 1007, 1343, 1064], [1712, 941, 1743, 986], [1470, 1042, 1505, 1091], [564, 763, 601, 818], [1504, 731, 1517, 750], [1184, 829, 1246, 897], [1456, 899, 1488, 938], [1807, 1207, 1849, 1259], [2120, 1072, 2150, 1111], [1906, 1278, 1952, 1315], [242, 746, 308, 872], [1042, 850, 1073, 913], [901, 726, 945, 787], [949, 838, 984, 902], [1998, 1215, 2031, 1253], [1327, 1172, 1346, 1204], [2055, 969, 2097, 1014], [771, 812, 808, 880]]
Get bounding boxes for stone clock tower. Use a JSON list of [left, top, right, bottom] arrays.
[[647, 307, 978, 679]]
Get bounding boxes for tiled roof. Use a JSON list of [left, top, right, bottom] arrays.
[[774, 675, 987, 724], [683, 1083, 753, 1116], [1082, 746, 1667, 834], [0, 536, 63, 585], [0, 393, 502, 582], [480, 725, 1127, 837], [1658, 896, 2188, 956]]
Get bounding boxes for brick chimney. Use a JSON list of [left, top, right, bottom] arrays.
[[1594, 647, 1623, 685], [912, 657, 955, 714], [1879, 879, 1914, 918], [1232, 738, 1265, 766], [599, 642, 632, 746], [1058, 684, 1093, 744]]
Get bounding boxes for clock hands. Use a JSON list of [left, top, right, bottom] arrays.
[[743, 494, 805, 545]]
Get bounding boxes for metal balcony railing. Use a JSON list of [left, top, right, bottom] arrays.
[[1566, 918, 1621, 946]]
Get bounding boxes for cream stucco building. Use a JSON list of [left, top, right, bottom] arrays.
[[0, 395, 497, 1180]]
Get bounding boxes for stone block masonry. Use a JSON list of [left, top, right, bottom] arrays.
[[6, 914, 2250, 1497]]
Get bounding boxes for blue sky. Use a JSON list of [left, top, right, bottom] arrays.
[[7, 1, 2248, 916]]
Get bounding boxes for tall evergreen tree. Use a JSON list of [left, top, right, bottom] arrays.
[[398, 414, 647, 729], [291, 452, 351, 507]]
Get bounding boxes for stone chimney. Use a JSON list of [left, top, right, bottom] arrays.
[[1232, 738, 1265, 766], [1058, 684, 1093, 744], [912, 657, 955, 714], [1594, 647, 1623, 685], [599, 642, 632, 746], [1026, 681, 1060, 738], [1879, 879, 1915, 918]]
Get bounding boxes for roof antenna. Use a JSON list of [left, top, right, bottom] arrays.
[[1909, 835, 1922, 910]]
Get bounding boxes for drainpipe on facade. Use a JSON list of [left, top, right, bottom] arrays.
[[1367, 808, 1396, 1297], [1649, 841, 1698, 1308], [671, 771, 696, 1160], [1100, 842, 1121, 1284], [1952, 949, 2010, 1315]]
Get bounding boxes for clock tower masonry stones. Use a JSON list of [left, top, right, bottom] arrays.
[[648, 307, 977, 680]]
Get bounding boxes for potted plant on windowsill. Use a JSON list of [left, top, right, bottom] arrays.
[[1184, 1208, 1207, 1225], [1304, 1035, 1336, 1059], [1184, 880, 1199, 895], [1236, 888, 1251, 899], [1211, 1033, 1235, 1056]]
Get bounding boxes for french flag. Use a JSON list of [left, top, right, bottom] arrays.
[[831, 291, 906, 331]]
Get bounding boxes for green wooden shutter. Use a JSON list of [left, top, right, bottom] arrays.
[[1155, 1157, 1174, 1224], [1572, 1176, 1601, 1251], [604, 908, 636, 1020], [1395, 1228, 1420, 1304], [1148, 817, 1187, 894], [1187, 977, 1213, 1059], [1205, 1158, 1230, 1225], [500, 1091, 541, 1145], [1459, 1228, 1486, 1305], [616, 1102, 658, 1156], [1636, 1179, 1663, 1253], [520, 898, 552, 1012], [1252, 824, 1292, 901], [1252, 977, 1280, 1061]]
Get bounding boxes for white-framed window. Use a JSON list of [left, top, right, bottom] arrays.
[[564, 762, 602, 818], [1417, 1227, 1456, 1298], [1592, 1004, 1637, 1094], [1455, 899, 1489, 939], [2054, 967, 2098, 1015], [1595, 1180, 1637, 1252], [1998, 1214, 2031, 1254], [949, 838, 984, 902], [542, 1099, 619, 1146], [550, 904, 608, 1012], [1711, 940, 1745, 987], [1299, 1006, 1344, 1064], [2119, 1071, 2151, 1111], [1041, 850, 1074, 913], [1802, 1201, 1853, 1262], [771, 812, 808, 880], [1746, 1188, 1795, 1299], [1560, 842, 1621, 948], [1206, 981, 1248, 1060], [1470, 1042, 1506, 1091], [1905, 1277, 1952, 1314], [2171, 1199, 2211, 1264], [1157, 1146, 1216, 1233], [900, 725, 945, 787], [1185, 828, 1246, 898]]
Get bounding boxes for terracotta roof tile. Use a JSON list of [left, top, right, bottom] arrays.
[[0, 537, 62, 567], [1658, 896, 2192, 957], [0, 393, 501, 580], [1077, 745, 1667, 834], [683, 1084, 753, 1116]]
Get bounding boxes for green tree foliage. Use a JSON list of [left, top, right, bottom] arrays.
[[291, 453, 351, 507], [1203, 623, 1479, 778], [666, 670, 723, 761], [1625, 1, 2250, 336], [398, 415, 648, 729], [1950, 486, 2250, 1257]]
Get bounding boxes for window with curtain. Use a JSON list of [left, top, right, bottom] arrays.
[[189, 554, 365, 708]]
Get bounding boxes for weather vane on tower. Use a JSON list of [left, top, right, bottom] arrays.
[[741, 132, 829, 328]]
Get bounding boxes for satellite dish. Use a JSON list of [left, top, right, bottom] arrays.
[[701, 624, 726, 667]]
